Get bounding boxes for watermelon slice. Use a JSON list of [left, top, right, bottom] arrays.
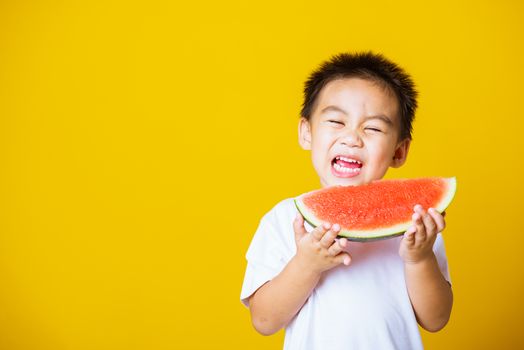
[[294, 177, 456, 242]]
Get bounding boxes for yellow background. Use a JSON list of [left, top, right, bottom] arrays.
[[0, 0, 523, 349]]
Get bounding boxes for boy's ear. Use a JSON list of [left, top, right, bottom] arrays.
[[298, 117, 312, 150], [391, 138, 411, 168]]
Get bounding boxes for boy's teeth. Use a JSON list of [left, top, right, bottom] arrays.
[[336, 156, 361, 164], [333, 163, 361, 173]]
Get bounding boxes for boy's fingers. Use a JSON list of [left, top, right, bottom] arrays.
[[293, 213, 307, 241], [328, 242, 342, 256], [328, 237, 346, 256], [404, 226, 416, 244], [337, 253, 352, 266], [312, 222, 330, 241], [413, 212, 427, 243], [338, 237, 348, 250], [428, 208, 446, 232], [421, 211, 437, 238], [320, 224, 340, 248], [294, 213, 307, 233], [414, 204, 424, 213]]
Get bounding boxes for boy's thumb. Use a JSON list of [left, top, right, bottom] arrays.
[[293, 213, 307, 240]]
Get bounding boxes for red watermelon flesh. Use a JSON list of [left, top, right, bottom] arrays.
[[294, 177, 456, 241]]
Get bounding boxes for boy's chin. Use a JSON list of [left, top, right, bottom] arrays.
[[323, 175, 365, 188]]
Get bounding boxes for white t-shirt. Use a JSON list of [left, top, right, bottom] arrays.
[[240, 197, 451, 350]]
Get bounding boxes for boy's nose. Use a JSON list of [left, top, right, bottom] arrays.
[[340, 130, 363, 148]]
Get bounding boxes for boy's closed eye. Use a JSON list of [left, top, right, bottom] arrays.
[[365, 127, 382, 132], [327, 120, 381, 131]]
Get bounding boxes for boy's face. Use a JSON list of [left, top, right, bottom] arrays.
[[298, 77, 411, 188]]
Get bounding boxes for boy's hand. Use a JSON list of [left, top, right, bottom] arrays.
[[399, 205, 446, 265], [293, 213, 351, 275]]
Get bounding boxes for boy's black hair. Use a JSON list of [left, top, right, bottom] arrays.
[[300, 51, 418, 141]]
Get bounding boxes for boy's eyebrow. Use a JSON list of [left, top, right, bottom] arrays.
[[320, 105, 394, 125]]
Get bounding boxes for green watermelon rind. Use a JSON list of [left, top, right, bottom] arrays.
[[293, 177, 457, 242]]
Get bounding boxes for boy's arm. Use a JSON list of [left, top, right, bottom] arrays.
[[248, 255, 321, 335], [399, 205, 453, 332], [248, 214, 351, 336]]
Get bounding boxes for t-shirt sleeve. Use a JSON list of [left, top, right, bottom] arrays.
[[240, 212, 291, 308], [433, 233, 452, 285]]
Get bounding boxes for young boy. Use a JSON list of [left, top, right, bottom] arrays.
[[240, 52, 453, 350]]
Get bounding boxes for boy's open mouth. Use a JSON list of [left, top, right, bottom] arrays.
[[331, 155, 363, 178]]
